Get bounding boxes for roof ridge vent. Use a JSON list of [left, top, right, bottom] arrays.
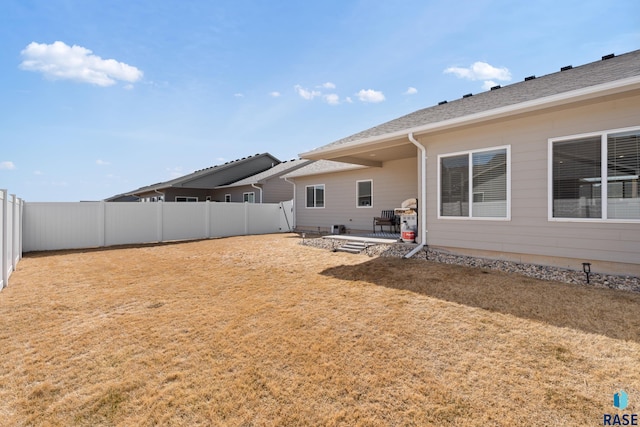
[[462, 93, 473, 98], [560, 65, 573, 72], [438, 100, 448, 105], [524, 75, 536, 81], [602, 53, 615, 60], [490, 85, 501, 90]]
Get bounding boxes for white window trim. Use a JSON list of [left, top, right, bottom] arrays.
[[305, 184, 325, 209], [356, 179, 373, 208], [437, 145, 511, 221], [175, 196, 198, 202], [548, 125, 640, 223], [243, 192, 255, 203]]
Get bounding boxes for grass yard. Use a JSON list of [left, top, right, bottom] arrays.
[[1, 233, 639, 426]]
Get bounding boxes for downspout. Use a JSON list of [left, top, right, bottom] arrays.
[[153, 189, 164, 202], [283, 177, 296, 228], [251, 183, 263, 203], [405, 132, 428, 258]]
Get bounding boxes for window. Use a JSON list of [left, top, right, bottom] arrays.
[[243, 192, 255, 203], [175, 196, 198, 202], [550, 127, 640, 221], [439, 146, 509, 219], [357, 180, 373, 207], [225, 194, 231, 203], [306, 184, 325, 208]]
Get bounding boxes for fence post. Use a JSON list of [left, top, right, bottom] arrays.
[[1, 190, 7, 289], [11, 194, 18, 273]]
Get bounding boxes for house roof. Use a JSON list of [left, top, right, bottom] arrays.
[[281, 159, 367, 179], [215, 158, 312, 188], [301, 49, 640, 160], [126, 153, 281, 195]]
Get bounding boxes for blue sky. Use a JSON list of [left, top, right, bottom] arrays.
[[1, 0, 638, 202]]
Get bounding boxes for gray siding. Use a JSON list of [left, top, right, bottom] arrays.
[[422, 90, 640, 273], [291, 157, 417, 233]]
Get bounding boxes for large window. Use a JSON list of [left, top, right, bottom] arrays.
[[357, 180, 373, 207], [439, 146, 509, 219], [175, 196, 198, 202], [306, 184, 325, 208], [550, 127, 640, 221]]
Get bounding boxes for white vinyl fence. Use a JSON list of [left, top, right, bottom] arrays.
[[1, 190, 24, 289], [23, 200, 294, 252]]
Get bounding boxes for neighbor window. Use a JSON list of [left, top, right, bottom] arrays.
[[243, 192, 255, 203], [306, 184, 325, 208], [175, 196, 198, 202], [225, 194, 231, 203], [439, 146, 509, 219], [550, 127, 640, 221], [357, 180, 373, 207]]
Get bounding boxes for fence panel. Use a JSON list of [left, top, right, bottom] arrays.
[[105, 202, 160, 246], [23, 201, 292, 253], [163, 202, 209, 242], [24, 202, 102, 252], [209, 203, 247, 237], [247, 203, 280, 235]]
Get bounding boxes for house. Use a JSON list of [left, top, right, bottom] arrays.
[[212, 158, 312, 203], [282, 159, 417, 233], [295, 49, 640, 276], [113, 153, 281, 202]]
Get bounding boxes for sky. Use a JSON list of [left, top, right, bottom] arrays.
[[0, 0, 638, 202]]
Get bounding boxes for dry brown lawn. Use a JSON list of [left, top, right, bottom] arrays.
[[0, 233, 639, 426]]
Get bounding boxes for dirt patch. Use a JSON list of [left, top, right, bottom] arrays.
[[1, 233, 639, 426]]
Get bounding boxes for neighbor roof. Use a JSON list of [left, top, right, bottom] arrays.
[[127, 153, 281, 195], [302, 49, 640, 156], [215, 159, 313, 188]]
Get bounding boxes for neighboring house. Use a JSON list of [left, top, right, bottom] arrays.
[[104, 193, 140, 202], [297, 49, 640, 276], [212, 159, 312, 203], [113, 153, 281, 202]]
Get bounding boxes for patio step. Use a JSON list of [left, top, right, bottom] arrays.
[[335, 241, 369, 254]]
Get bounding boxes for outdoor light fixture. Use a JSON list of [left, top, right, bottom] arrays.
[[582, 262, 592, 284]]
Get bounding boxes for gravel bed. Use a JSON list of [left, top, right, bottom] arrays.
[[300, 237, 640, 293]]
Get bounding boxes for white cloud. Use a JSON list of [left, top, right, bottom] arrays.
[[444, 61, 511, 82], [234, 93, 244, 97], [356, 89, 385, 103], [96, 159, 111, 166], [482, 80, 498, 91], [404, 87, 418, 95], [294, 84, 321, 100], [345, 97, 353, 103], [19, 41, 143, 87], [320, 82, 336, 89], [323, 94, 340, 105], [0, 161, 16, 170], [270, 91, 281, 98]]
